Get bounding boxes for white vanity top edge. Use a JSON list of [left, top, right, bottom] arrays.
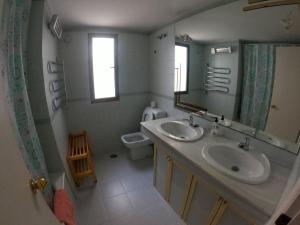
[[141, 117, 291, 216]]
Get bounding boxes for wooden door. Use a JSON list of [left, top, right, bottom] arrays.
[[0, 68, 60, 225], [266, 47, 300, 143]]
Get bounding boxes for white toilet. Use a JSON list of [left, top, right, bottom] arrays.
[[121, 106, 167, 160]]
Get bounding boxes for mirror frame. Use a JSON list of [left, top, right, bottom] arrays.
[[174, 93, 206, 113]]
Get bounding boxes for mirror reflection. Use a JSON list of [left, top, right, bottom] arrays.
[[174, 0, 300, 153]]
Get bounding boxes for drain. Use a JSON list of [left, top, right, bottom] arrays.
[[110, 154, 118, 158], [180, 136, 186, 139], [231, 166, 239, 172]]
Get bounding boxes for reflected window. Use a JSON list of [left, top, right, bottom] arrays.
[[174, 43, 189, 93], [88, 34, 119, 102]]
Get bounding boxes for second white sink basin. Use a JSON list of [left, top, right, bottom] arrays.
[[157, 121, 204, 142], [202, 143, 271, 184]]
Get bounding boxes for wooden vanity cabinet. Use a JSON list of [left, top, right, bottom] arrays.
[[183, 176, 227, 225], [153, 144, 169, 196], [153, 144, 261, 225], [184, 176, 257, 225], [215, 205, 257, 225], [166, 157, 193, 216]]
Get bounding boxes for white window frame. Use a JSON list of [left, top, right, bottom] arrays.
[[88, 33, 119, 103]]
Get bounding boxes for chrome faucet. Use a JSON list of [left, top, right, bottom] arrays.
[[182, 113, 197, 127], [238, 136, 250, 151]]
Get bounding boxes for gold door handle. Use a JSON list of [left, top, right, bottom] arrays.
[[166, 156, 172, 162], [30, 177, 48, 194]]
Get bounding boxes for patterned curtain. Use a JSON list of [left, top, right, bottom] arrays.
[[0, 0, 53, 205], [240, 44, 275, 130]]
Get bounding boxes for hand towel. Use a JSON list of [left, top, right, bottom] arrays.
[[54, 189, 77, 225]]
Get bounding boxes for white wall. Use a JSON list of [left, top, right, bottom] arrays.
[[181, 41, 241, 120], [60, 30, 151, 154], [150, 25, 175, 98], [189, 43, 204, 92], [149, 25, 187, 119], [28, 0, 74, 192], [41, 2, 69, 175]]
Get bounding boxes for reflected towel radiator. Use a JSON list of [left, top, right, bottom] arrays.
[[204, 64, 231, 93]]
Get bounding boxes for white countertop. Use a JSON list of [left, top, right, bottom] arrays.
[[141, 118, 290, 216]]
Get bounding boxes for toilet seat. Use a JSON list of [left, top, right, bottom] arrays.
[[121, 132, 152, 149], [121, 106, 167, 160]]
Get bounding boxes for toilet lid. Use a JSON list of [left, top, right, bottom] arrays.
[[143, 113, 154, 121], [142, 107, 154, 121]]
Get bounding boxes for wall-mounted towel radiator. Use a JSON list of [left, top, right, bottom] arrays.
[[204, 64, 231, 93], [47, 59, 67, 112]]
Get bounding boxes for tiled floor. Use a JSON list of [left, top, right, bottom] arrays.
[[75, 150, 186, 225]]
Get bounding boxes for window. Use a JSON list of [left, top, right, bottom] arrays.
[[88, 33, 119, 102], [174, 43, 189, 93]]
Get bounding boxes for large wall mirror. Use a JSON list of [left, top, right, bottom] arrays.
[[174, 0, 300, 153]]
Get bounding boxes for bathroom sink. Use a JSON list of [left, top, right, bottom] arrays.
[[157, 121, 204, 142], [202, 143, 270, 184]]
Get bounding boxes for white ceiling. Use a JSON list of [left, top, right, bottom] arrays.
[[48, 0, 237, 33], [176, 0, 300, 43]]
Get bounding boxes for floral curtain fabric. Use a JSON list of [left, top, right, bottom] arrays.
[[240, 44, 275, 130], [0, 0, 52, 205]]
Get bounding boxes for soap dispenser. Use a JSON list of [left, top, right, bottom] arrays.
[[210, 118, 220, 136], [221, 115, 225, 123], [219, 114, 232, 127]]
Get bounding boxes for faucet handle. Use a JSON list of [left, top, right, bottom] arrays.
[[242, 136, 250, 144], [189, 114, 194, 126], [187, 113, 199, 127], [189, 113, 193, 120]]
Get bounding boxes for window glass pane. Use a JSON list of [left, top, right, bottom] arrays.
[[92, 37, 116, 99], [174, 45, 188, 92]]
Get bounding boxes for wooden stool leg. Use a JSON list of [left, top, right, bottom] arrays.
[[92, 172, 97, 183], [74, 179, 80, 187]]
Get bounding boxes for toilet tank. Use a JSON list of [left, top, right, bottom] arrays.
[[142, 107, 168, 121], [152, 108, 168, 119]]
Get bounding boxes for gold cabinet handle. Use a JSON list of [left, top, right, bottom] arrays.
[[219, 197, 228, 205], [30, 177, 48, 194], [271, 104, 279, 110]]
